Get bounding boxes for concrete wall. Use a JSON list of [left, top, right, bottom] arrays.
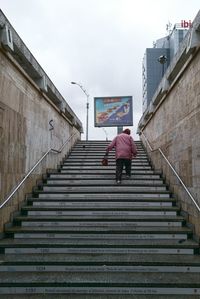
[[0, 11, 82, 233], [138, 11, 200, 238]]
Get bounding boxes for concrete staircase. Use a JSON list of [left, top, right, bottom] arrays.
[[0, 140, 200, 298]]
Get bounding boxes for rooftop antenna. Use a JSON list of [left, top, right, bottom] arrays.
[[153, 41, 156, 48], [166, 21, 172, 35]]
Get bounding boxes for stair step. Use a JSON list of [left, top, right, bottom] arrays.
[[45, 179, 164, 186], [1, 253, 200, 263], [10, 232, 190, 240], [37, 193, 171, 199], [41, 186, 168, 192], [6, 226, 191, 235], [70, 149, 146, 152], [14, 214, 184, 223], [71, 148, 146, 151], [49, 174, 161, 179], [28, 199, 175, 207], [60, 169, 157, 174], [0, 261, 200, 273], [6, 224, 191, 239], [1, 238, 197, 246], [24, 205, 178, 211], [64, 156, 148, 159], [16, 222, 184, 229], [66, 156, 149, 160], [30, 193, 173, 200], [0, 283, 200, 296], [0, 240, 198, 255], [25, 198, 176, 205], [70, 152, 146, 156], [24, 210, 178, 216], [61, 166, 152, 170], [62, 161, 150, 165], [72, 147, 144, 151], [1, 272, 200, 283]]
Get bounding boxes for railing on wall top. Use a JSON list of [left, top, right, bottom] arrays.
[[0, 132, 79, 210], [141, 132, 200, 213]]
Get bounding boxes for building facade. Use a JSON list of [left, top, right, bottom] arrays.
[[142, 25, 188, 112]]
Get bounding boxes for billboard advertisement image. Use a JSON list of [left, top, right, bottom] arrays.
[[94, 96, 133, 127]]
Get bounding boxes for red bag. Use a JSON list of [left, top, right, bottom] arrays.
[[102, 153, 108, 166], [102, 157, 108, 166]]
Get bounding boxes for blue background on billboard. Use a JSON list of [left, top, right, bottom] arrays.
[[94, 96, 133, 127]]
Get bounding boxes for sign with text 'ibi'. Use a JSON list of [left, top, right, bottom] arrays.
[[94, 96, 133, 127]]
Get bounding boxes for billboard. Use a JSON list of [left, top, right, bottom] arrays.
[[94, 96, 133, 127]]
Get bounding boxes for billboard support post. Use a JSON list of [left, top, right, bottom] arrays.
[[117, 127, 123, 134]]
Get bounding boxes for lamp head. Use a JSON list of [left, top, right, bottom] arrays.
[[158, 55, 167, 64], [71, 81, 76, 84]]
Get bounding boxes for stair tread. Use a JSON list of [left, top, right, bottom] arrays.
[[0, 238, 198, 247], [22, 206, 179, 211], [5, 226, 191, 233], [28, 196, 175, 200], [0, 255, 200, 271], [48, 175, 162, 179], [1, 253, 200, 263], [0, 273, 200, 284], [14, 216, 184, 223], [38, 189, 170, 194], [44, 181, 165, 186], [5, 227, 192, 237], [40, 185, 169, 190]]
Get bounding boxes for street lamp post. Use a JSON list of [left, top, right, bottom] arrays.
[[71, 81, 89, 141]]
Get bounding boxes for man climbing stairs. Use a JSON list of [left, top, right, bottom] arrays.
[[0, 140, 200, 298]]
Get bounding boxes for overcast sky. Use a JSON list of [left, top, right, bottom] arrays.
[[0, 0, 199, 140]]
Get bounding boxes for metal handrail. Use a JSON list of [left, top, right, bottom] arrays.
[[141, 132, 200, 212], [0, 132, 79, 209]]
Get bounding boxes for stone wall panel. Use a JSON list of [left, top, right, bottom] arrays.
[[141, 50, 200, 237], [0, 50, 81, 233]]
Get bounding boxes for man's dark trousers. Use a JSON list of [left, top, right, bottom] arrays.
[[116, 158, 131, 181]]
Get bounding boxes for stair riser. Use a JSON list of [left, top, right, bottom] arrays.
[[1, 273, 200, 284], [13, 233, 188, 240], [38, 193, 171, 198], [69, 159, 149, 163], [70, 156, 146, 159], [27, 211, 177, 216], [0, 286, 199, 295], [62, 166, 151, 172], [72, 147, 144, 150], [20, 221, 182, 227], [49, 174, 161, 179], [46, 180, 164, 186], [63, 162, 150, 165], [2, 252, 199, 262], [30, 202, 173, 207], [0, 265, 200, 272], [42, 186, 168, 192], [4, 248, 195, 255], [70, 153, 146, 156], [60, 170, 156, 174], [73, 148, 143, 151]]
